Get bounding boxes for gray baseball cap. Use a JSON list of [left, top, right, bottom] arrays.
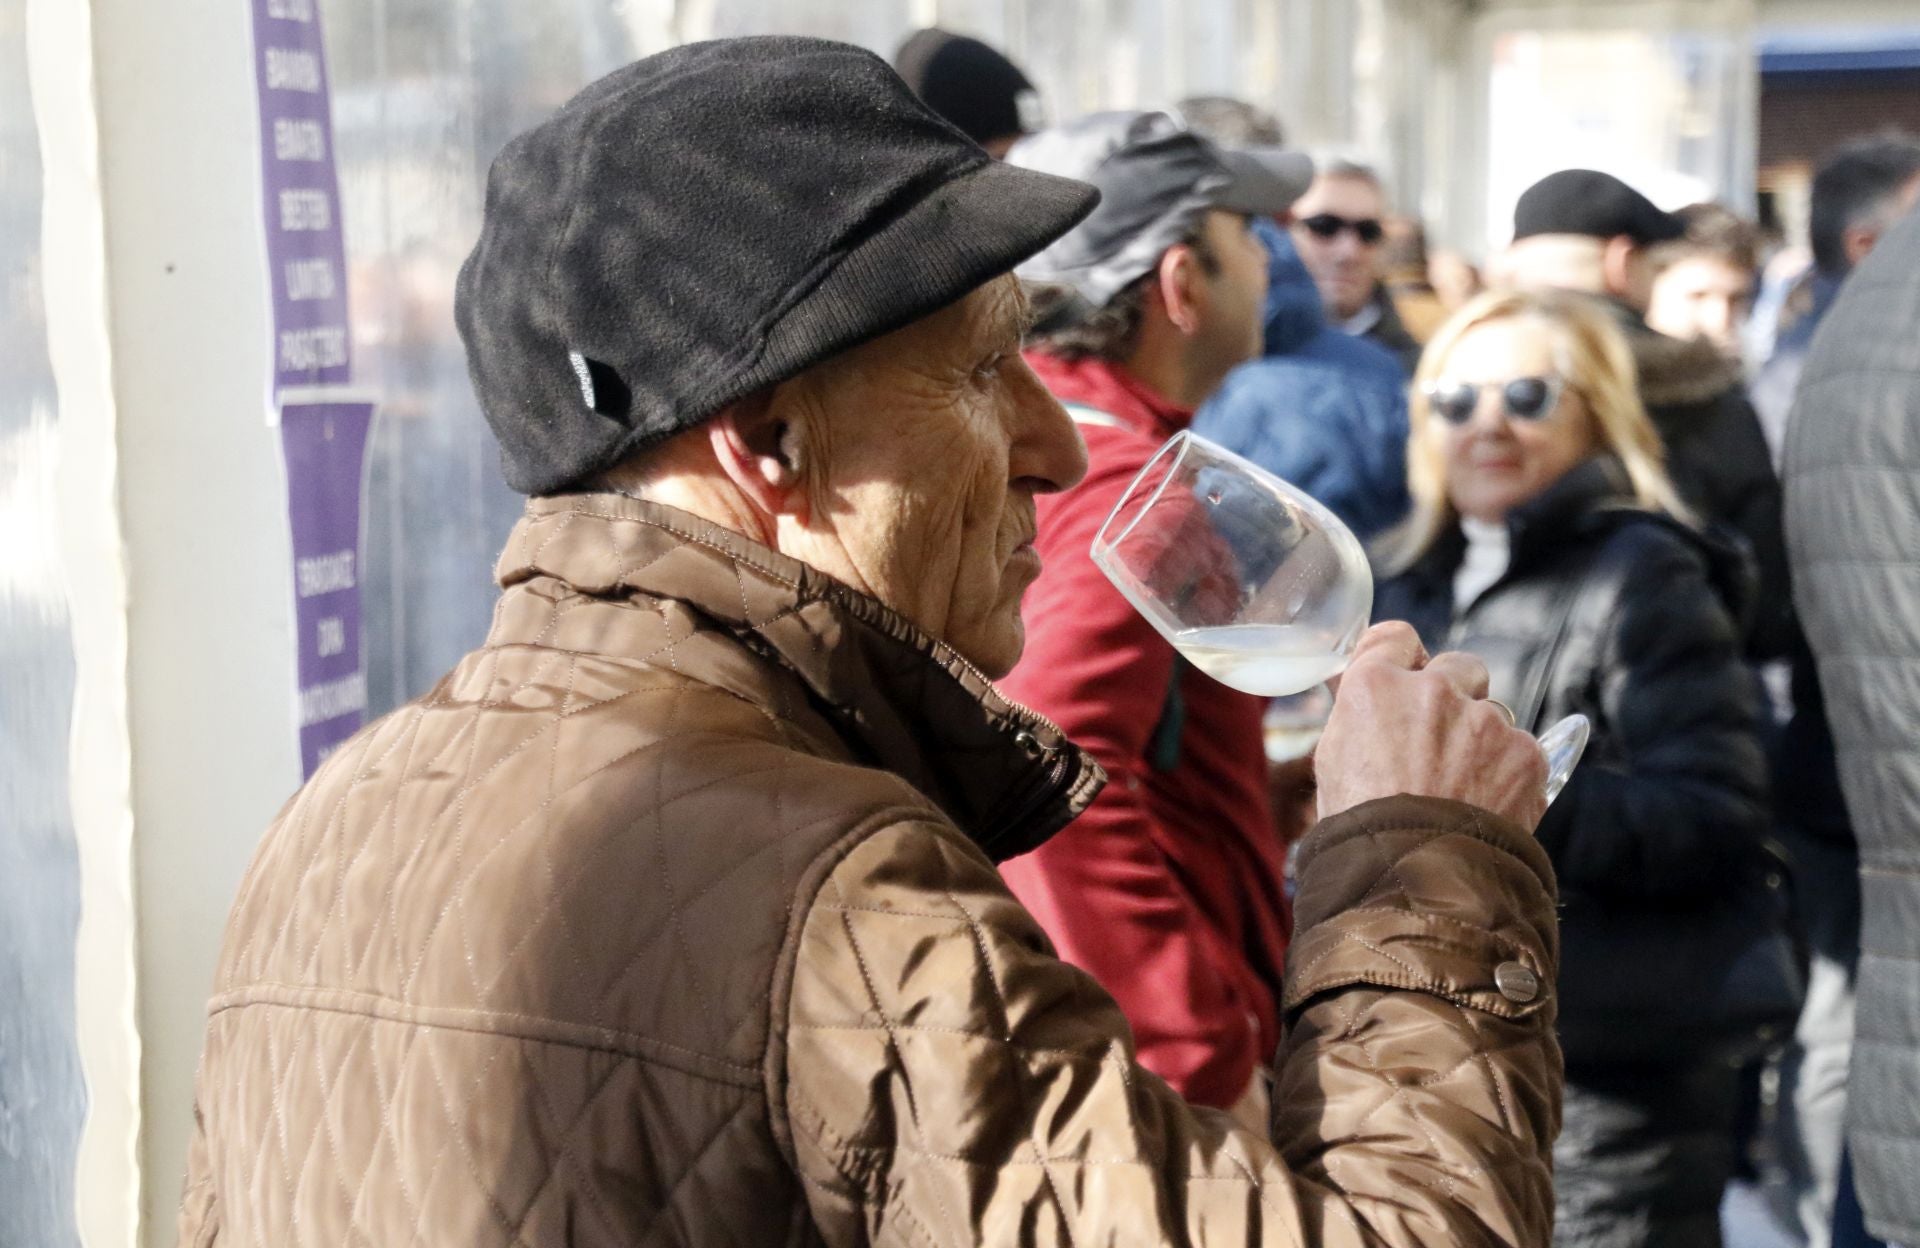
[[1006, 110, 1313, 311]]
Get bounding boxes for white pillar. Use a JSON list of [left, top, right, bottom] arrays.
[[27, 0, 140, 1238], [30, 0, 305, 1240]]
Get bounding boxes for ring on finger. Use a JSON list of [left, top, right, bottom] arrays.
[[1487, 698, 1516, 727]]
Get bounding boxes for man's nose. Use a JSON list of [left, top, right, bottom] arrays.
[[1007, 357, 1088, 495]]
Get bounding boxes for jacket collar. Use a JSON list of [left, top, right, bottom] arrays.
[[1408, 455, 1637, 591], [1597, 295, 1743, 408], [1022, 351, 1191, 442], [1405, 454, 1751, 621], [493, 493, 1105, 861], [1505, 454, 1637, 557]]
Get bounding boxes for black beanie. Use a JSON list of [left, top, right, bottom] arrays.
[[455, 36, 1097, 496], [1512, 168, 1685, 246], [894, 29, 1037, 148]]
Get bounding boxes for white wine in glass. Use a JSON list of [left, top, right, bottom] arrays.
[[1090, 430, 1589, 803]]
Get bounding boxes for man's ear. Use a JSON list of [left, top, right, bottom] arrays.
[[1600, 234, 1641, 300], [1844, 221, 1881, 270], [708, 389, 807, 521], [1155, 243, 1205, 337]]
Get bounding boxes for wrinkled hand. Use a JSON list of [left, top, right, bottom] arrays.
[[1315, 622, 1548, 831]]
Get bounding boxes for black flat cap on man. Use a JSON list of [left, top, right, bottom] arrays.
[[1008, 111, 1313, 311], [893, 28, 1039, 148], [1512, 168, 1686, 246], [455, 36, 1099, 495]]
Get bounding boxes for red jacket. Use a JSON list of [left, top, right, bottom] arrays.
[[998, 353, 1290, 1109]]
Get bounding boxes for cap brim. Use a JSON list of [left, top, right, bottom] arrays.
[[1213, 148, 1315, 215], [738, 157, 1099, 404]]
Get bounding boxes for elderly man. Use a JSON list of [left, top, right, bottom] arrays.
[[176, 39, 1559, 1245]]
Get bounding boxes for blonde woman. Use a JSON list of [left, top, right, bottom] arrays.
[[1374, 289, 1780, 1248]]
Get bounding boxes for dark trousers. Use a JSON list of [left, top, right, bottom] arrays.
[[1833, 1147, 1892, 1248], [1554, 1060, 1743, 1248]]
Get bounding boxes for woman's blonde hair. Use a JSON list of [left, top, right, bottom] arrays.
[[1375, 288, 1692, 574]]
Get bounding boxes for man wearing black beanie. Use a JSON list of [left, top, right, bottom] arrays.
[[894, 27, 1040, 156], [1504, 167, 1789, 661], [175, 37, 1562, 1245]]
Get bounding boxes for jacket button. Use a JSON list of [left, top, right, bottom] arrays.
[[1495, 962, 1540, 1003]]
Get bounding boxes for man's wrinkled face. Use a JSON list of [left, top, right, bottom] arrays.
[[1289, 173, 1387, 320], [1647, 254, 1753, 360], [777, 277, 1087, 677]]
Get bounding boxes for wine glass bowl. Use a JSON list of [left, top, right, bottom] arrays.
[[1091, 429, 1589, 803], [1091, 432, 1374, 698]]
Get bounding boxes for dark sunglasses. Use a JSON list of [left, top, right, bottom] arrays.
[[1424, 375, 1567, 426], [1298, 213, 1385, 245]]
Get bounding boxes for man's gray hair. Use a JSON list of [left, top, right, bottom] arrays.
[[1313, 152, 1385, 190], [1174, 96, 1284, 147]]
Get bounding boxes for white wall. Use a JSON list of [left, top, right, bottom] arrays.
[[88, 0, 301, 1239]]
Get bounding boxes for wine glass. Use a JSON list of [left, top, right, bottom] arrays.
[[1091, 430, 1589, 803]]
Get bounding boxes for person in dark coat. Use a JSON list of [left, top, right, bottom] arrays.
[[1502, 169, 1789, 660], [1753, 134, 1920, 458], [1194, 216, 1411, 540], [1375, 289, 1775, 1248]]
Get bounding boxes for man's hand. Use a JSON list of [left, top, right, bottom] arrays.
[[1315, 622, 1548, 830]]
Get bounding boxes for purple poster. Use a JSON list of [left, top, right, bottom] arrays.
[[280, 401, 374, 776], [250, 0, 351, 389], [253, 0, 370, 776]]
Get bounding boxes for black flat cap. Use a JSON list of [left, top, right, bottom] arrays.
[[456, 36, 1099, 495], [1513, 169, 1685, 246], [894, 28, 1040, 147]]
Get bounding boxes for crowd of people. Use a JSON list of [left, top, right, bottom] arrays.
[[167, 29, 1919, 1248]]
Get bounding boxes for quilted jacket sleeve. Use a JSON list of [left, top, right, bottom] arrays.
[[783, 796, 1561, 1247]]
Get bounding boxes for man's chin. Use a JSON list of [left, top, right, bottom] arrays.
[[957, 613, 1022, 682]]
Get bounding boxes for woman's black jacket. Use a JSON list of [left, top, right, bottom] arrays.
[[1374, 458, 1773, 1050]]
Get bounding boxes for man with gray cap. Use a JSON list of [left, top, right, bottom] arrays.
[[177, 42, 1559, 1245], [995, 112, 1313, 1122]]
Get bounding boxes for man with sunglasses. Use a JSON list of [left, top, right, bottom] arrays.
[[1290, 157, 1422, 374]]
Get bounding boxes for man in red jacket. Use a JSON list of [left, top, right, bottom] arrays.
[[998, 112, 1311, 1127]]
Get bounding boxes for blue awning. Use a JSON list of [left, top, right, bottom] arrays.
[[1759, 27, 1920, 74]]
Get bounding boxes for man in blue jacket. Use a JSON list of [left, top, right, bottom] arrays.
[[1194, 216, 1411, 540]]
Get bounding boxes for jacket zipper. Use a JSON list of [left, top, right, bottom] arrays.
[[943, 645, 1074, 745], [989, 750, 1077, 851]]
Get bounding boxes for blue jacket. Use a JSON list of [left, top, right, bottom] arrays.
[[1193, 218, 1411, 540]]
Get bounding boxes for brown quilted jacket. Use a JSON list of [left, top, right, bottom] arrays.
[[177, 493, 1562, 1245]]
